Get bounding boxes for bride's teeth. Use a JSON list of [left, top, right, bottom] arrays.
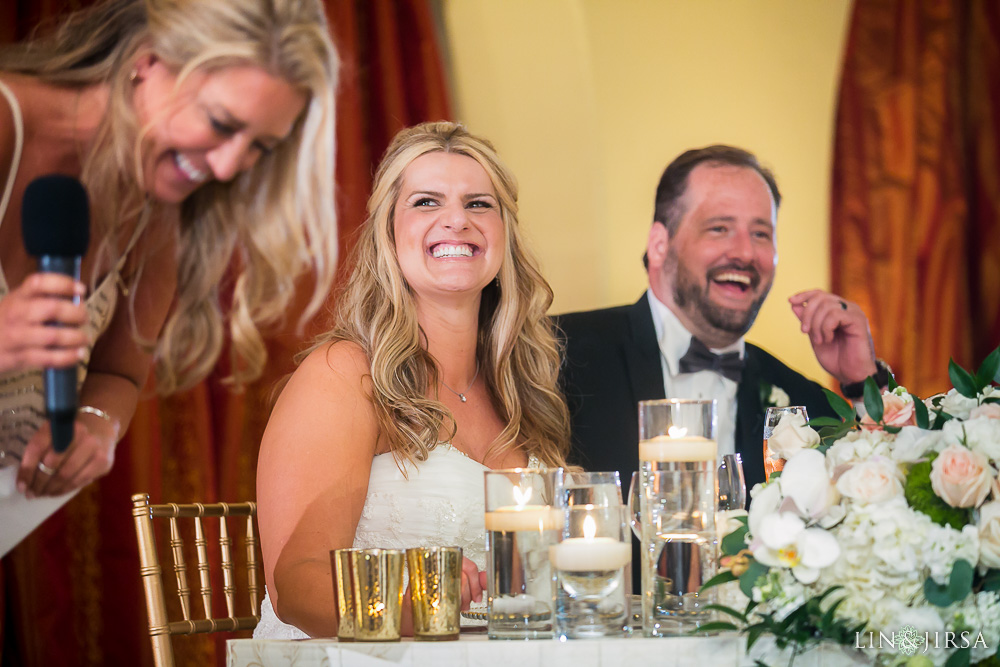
[[432, 244, 474, 258], [175, 153, 208, 183]]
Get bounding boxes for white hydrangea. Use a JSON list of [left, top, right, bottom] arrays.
[[825, 429, 894, 470], [923, 523, 979, 586], [946, 592, 1000, 664], [751, 569, 806, 621], [894, 605, 950, 666], [818, 498, 927, 614]]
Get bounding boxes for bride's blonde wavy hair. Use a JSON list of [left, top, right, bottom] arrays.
[[1, 0, 339, 392], [315, 121, 571, 469]]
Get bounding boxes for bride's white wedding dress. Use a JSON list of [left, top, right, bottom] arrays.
[[255, 443, 534, 639]]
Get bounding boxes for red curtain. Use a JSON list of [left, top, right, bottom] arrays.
[[831, 0, 1000, 397], [0, 1, 451, 665]]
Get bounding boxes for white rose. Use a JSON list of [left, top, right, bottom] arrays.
[[835, 456, 904, 504], [979, 501, 1000, 569], [939, 389, 979, 421], [768, 385, 790, 408], [890, 426, 939, 463], [954, 417, 1000, 463], [768, 412, 820, 460]]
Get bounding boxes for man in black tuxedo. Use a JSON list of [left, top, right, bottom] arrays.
[[557, 144, 886, 502]]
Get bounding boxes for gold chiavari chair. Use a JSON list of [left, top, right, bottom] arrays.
[[131, 492, 261, 667]]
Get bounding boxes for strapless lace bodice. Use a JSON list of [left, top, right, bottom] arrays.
[[255, 444, 535, 639]]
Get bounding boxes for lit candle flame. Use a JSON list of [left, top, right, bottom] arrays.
[[667, 425, 688, 438], [583, 514, 597, 540], [513, 484, 533, 507]]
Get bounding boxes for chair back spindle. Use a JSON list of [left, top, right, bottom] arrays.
[[131, 493, 261, 667]]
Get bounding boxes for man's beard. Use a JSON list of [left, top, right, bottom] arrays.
[[670, 253, 770, 336]]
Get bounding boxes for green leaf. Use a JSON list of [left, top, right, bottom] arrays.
[[980, 569, 1000, 592], [884, 425, 901, 434], [700, 570, 738, 592], [924, 560, 973, 608], [887, 371, 899, 391], [704, 604, 746, 622], [950, 359, 979, 398], [945, 646, 970, 667], [688, 621, 738, 634], [745, 623, 767, 650], [767, 470, 782, 481], [721, 524, 749, 556], [823, 388, 856, 421], [948, 558, 974, 601], [931, 408, 955, 430], [806, 416, 843, 427], [863, 377, 883, 422], [820, 597, 845, 632], [976, 347, 1000, 390], [739, 560, 769, 599], [913, 396, 930, 429], [925, 575, 953, 607]]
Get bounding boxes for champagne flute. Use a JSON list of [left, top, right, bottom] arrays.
[[626, 472, 641, 540], [717, 453, 746, 511], [763, 406, 809, 480]]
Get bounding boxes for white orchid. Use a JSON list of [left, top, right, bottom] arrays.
[[779, 449, 841, 523], [752, 512, 841, 584]]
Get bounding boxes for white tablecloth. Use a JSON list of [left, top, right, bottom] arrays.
[[227, 633, 872, 667]]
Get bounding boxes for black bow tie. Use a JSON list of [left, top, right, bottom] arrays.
[[678, 337, 743, 383]]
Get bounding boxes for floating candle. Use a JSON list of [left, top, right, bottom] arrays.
[[549, 515, 630, 572], [485, 505, 559, 532], [639, 434, 717, 462]]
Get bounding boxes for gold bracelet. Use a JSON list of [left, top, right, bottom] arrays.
[[78, 405, 111, 422]]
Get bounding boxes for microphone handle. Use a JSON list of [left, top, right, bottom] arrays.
[[38, 255, 82, 453]]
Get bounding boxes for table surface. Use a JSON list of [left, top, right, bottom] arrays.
[[227, 632, 873, 667]]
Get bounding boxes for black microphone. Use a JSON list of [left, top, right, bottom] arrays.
[[21, 175, 91, 453]]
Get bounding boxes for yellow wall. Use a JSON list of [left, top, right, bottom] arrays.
[[442, 0, 853, 385]]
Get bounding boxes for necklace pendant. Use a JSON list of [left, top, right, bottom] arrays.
[[459, 394, 467, 403]]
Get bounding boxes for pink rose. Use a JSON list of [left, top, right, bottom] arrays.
[[971, 404, 1000, 420], [861, 392, 916, 430], [835, 457, 903, 505], [930, 444, 993, 508]]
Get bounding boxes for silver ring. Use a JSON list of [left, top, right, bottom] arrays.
[[37, 461, 56, 476]]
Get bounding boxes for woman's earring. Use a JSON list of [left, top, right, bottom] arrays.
[[129, 68, 139, 83]]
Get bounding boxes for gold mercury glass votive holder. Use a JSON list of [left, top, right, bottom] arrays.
[[331, 548, 359, 641], [407, 546, 463, 641], [350, 548, 405, 642]]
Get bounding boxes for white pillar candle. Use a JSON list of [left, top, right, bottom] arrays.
[[639, 434, 717, 462], [550, 537, 631, 572], [485, 505, 559, 531]]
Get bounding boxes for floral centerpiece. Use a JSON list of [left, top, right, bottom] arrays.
[[707, 347, 1000, 667]]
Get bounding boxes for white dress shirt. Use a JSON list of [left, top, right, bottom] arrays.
[[647, 289, 744, 458]]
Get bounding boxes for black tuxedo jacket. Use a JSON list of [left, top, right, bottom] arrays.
[[555, 293, 838, 497]]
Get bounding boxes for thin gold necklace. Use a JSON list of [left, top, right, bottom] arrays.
[[440, 362, 480, 403]]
